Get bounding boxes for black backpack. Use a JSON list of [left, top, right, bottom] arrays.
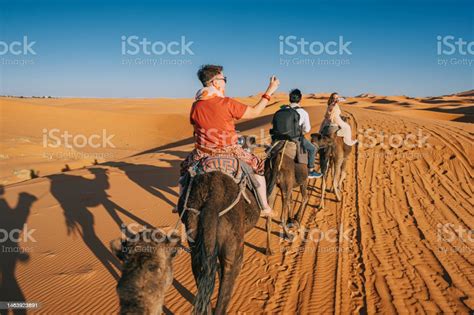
[[270, 105, 303, 141]]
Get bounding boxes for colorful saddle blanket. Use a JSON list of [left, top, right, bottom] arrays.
[[183, 156, 264, 210], [190, 156, 243, 182]]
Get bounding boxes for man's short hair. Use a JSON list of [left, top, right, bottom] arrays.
[[197, 64, 223, 86], [289, 89, 302, 103]]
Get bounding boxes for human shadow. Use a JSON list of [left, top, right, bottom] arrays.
[[114, 114, 276, 207], [0, 185, 37, 315], [103, 158, 184, 208], [48, 168, 154, 280]]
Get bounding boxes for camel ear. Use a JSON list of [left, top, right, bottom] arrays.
[[110, 238, 126, 261]]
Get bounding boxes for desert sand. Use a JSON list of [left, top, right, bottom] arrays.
[[0, 92, 473, 313]]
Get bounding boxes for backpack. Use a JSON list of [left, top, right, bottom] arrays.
[[270, 105, 303, 141]]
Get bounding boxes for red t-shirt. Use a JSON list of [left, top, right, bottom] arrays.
[[190, 96, 248, 148]]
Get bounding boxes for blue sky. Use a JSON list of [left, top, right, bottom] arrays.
[[0, 0, 472, 97]]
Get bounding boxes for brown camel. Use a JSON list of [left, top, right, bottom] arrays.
[[178, 168, 262, 314], [263, 140, 309, 255], [110, 229, 180, 315], [177, 136, 313, 313], [311, 129, 352, 209]]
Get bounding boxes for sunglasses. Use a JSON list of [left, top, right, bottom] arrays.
[[213, 76, 227, 83]]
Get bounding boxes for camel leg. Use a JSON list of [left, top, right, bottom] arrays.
[[280, 188, 288, 231], [215, 241, 244, 315], [280, 188, 293, 241], [265, 188, 278, 256], [319, 174, 327, 209], [265, 216, 274, 256], [288, 194, 295, 224], [338, 160, 348, 189], [329, 161, 336, 193], [295, 181, 308, 223], [333, 159, 343, 202]]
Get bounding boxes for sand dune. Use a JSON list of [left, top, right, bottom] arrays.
[[0, 93, 472, 313]]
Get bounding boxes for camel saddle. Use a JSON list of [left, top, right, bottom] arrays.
[[266, 139, 308, 165], [321, 119, 349, 138], [181, 156, 265, 211]]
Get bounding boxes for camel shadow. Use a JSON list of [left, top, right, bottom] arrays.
[[48, 168, 154, 280], [172, 279, 194, 303], [244, 241, 267, 254], [0, 185, 37, 315], [254, 225, 286, 239]]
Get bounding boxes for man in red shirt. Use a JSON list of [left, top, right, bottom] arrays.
[[179, 64, 280, 216]]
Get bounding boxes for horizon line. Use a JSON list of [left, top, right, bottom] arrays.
[[1, 89, 473, 100]]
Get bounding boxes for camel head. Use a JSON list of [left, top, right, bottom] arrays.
[[310, 133, 334, 149], [111, 229, 180, 315]]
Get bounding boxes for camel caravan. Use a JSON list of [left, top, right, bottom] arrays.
[[112, 65, 357, 314]]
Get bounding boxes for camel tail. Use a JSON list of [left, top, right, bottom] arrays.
[[192, 192, 219, 314]]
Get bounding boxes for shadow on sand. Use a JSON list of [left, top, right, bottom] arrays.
[[48, 168, 155, 280], [103, 154, 186, 208], [0, 185, 37, 315]]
